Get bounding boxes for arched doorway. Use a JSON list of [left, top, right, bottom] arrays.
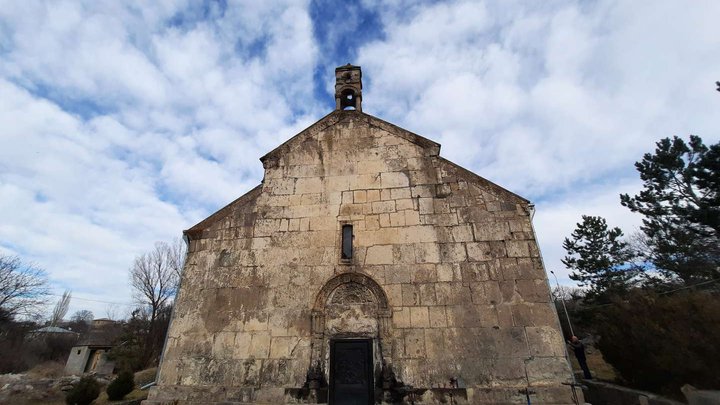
[[310, 273, 391, 404]]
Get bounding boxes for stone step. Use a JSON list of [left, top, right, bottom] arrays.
[[142, 402, 323, 405]]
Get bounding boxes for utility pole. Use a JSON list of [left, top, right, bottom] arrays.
[[550, 270, 574, 337]]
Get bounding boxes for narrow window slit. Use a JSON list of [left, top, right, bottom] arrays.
[[341, 225, 353, 259]]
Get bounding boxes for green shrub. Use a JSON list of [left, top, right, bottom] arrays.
[[595, 291, 720, 398], [65, 375, 101, 405], [106, 369, 135, 400]]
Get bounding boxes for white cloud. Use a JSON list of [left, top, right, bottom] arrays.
[[0, 0, 318, 317], [359, 0, 720, 190], [0, 0, 719, 318], [357, 0, 720, 280], [532, 179, 644, 284]]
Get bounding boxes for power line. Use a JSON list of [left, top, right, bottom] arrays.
[[46, 292, 135, 307], [573, 278, 720, 310], [657, 278, 719, 295]]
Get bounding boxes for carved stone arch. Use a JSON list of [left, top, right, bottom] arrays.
[[313, 272, 389, 312], [309, 272, 393, 374]]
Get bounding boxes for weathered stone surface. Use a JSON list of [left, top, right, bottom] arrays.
[[146, 67, 578, 405]]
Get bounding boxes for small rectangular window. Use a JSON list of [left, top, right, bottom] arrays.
[[341, 225, 353, 259]]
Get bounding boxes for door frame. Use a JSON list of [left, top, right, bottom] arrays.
[[329, 338, 374, 405]]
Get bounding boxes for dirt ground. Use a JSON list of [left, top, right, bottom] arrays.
[[3, 354, 613, 404], [568, 345, 618, 382], [0, 364, 153, 405]]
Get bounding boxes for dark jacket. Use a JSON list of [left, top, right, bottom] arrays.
[[569, 340, 586, 360]]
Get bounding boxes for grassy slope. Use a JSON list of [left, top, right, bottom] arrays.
[[568, 346, 618, 382], [4, 367, 154, 405]]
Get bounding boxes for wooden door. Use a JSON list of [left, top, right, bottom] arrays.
[[330, 340, 373, 405]]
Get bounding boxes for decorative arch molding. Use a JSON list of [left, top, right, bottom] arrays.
[[313, 272, 389, 312], [309, 272, 393, 370]]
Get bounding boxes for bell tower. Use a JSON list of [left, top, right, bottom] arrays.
[[335, 64, 362, 112]]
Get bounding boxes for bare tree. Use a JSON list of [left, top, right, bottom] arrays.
[[65, 309, 93, 334], [551, 284, 576, 301], [129, 240, 183, 366], [130, 241, 180, 325], [71, 309, 94, 323], [167, 237, 187, 286], [50, 290, 71, 326], [104, 304, 120, 321], [0, 254, 49, 319]]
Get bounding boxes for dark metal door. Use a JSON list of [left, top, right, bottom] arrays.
[[330, 339, 373, 405]]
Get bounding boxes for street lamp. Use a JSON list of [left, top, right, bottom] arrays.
[[550, 270, 574, 337]]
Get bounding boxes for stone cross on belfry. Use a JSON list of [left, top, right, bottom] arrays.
[[335, 64, 362, 112]]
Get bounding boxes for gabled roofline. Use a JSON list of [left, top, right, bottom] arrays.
[[184, 184, 262, 238], [260, 110, 441, 165], [361, 111, 440, 152], [260, 110, 337, 163], [437, 157, 530, 204], [184, 110, 530, 238]]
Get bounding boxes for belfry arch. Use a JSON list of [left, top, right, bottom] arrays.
[[334, 64, 362, 112]]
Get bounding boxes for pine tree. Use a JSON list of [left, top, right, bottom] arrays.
[[620, 135, 720, 285], [562, 215, 637, 301]]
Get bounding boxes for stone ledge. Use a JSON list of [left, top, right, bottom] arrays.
[[144, 384, 582, 404], [582, 379, 684, 405]]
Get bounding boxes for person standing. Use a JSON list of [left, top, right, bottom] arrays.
[[568, 335, 592, 379]]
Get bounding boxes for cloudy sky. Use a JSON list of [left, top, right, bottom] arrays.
[[1, 0, 718, 319]]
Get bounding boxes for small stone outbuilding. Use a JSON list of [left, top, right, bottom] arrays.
[[145, 65, 581, 404], [65, 319, 122, 375]]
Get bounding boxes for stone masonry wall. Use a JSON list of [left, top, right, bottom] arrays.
[[149, 111, 576, 404]]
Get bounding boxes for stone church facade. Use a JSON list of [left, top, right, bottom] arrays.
[[145, 65, 580, 404]]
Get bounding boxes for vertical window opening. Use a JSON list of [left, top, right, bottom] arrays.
[[341, 225, 353, 259]]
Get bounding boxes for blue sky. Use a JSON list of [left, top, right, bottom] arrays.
[[1, 0, 719, 318]]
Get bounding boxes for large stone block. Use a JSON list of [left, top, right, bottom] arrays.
[[385, 283, 402, 306], [365, 244, 394, 264], [248, 332, 271, 358], [415, 242, 441, 263], [435, 282, 472, 306], [511, 303, 559, 327], [437, 263, 462, 282], [385, 265, 413, 284], [269, 336, 299, 359], [372, 200, 396, 213], [525, 326, 566, 357], [473, 221, 511, 241], [506, 240, 531, 257], [410, 306, 430, 328], [418, 283, 438, 305], [516, 279, 551, 303], [393, 307, 412, 328], [439, 242, 467, 262], [411, 263, 437, 282], [451, 224, 474, 242], [423, 328, 445, 359], [399, 225, 437, 243], [211, 332, 236, 358], [428, 306, 447, 328], [460, 262, 492, 281], [525, 356, 573, 385], [403, 329, 426, 358], [401, 284, 421, 306]]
